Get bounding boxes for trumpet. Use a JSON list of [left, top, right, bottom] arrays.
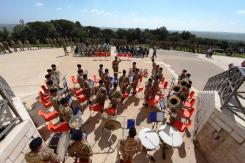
[[179, 78, 189, 88], [172, 84, 182, 94], [168, 95, 181, 108]]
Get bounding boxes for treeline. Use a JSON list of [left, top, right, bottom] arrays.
[[0, 19, 244, 52]]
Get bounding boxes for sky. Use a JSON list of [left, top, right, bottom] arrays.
[[1, 0, 245, 33]]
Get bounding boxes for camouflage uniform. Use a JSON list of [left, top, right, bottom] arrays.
[[25, 146, 59, 163], [118, 136, 141, 162], [2, 41, 12, 53], [112, 59, 121, 78], [24, 40, 31, 50], [52, 70, 61, 85], [36, 39, 41, 49], [77, 74, 84, 89], [95, 85, 107, 105], [144, 81, 153, 101], [152, 62, 157, 77], [50, 96, 60, 112], [103, 73, 111, 93], [150, 80, 161, 98], [98, 68, 104, 79], [68, 140, 93, 162], [59, 105, 73, 122], [109, 87, 122, 108], [10, 40, 17, 52], [63, 43, 68, 55], [119, 74, 129, 94], [131, 72, 141, 93], [17, 40, 24, 51], [83, 79, 92, 99]]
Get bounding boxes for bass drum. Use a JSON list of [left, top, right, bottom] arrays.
[[48, 132, 70, 161]]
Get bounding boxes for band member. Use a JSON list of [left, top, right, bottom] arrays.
[[59, 98, 73, 122], [25, 137, 59, 163], [94, 80, 107, 108], [112, 56, 121, 79], [77, 64, 82, 72], [44, 74, 51, 85], [68, 130, 93, 163], [143, 78, 153, 106], [109, 82, 122, 108], [35, 39, 41, 49], [103, 69, 111, 93], [157, 67, 164, 82], [77, 70, 84, 88], [152, 46, 157, 58], [46, 80, 56, 91], [131, 69, 141, 95], [51, 64, 61, 85], [118, 127, 141, 163], [119, 70, 130, 94], [151, 58, 157, 75], [98, 64, 104, 79], [63, 43, 68, 55], [50, 88, 60, 112], [132, 62, 137, 72], [47, 69, 59, 88], [178, 69, 187, 81], [82, 74, 92, 103], [150, 76, 161, 98]]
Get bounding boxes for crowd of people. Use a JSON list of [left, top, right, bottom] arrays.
[[116, 45, 150, 58]]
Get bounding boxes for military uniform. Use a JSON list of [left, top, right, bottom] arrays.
[[112, 59, 121, 78], [2, 41, 12, 53], [98, 68, 104, 79], [77, 74, 84, 89], [83, 79, 92, 99], [10, 40, 17, 52], [103, 73, 111, 93], [150, 81, 161, 98], [36, 39, 41, 49], [52, 70, 61, 85], [24, 40, 31, 50], [59, 105, 73, 122], [144, 81, 153, 101], [119, 74, 129, 94], [25, 146, 59, 163], [68, 140, 93, 162], [131, 72, 141, 93], [95, 85, 107, 105], [152, 62, 157, 77], [109, 87, 122, 108], [50, 96, 60, 112], [118, 136, 141, 162], [63, 43, 68, 55], [17, 40, 24, 51]]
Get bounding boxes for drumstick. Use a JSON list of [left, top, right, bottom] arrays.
[[145, 136, 157, 148]]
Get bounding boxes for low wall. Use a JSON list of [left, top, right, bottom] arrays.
[[195, 91, 245, 163], [0, 97, 41, 163]]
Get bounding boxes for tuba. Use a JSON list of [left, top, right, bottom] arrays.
[[179, 78, 189, 88], [168, 95, 181, 108], [172, 84, 182, 94]]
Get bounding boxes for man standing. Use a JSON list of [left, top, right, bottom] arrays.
[[118, 127, 141, 163], [112, 56, 122, 79], [68, 130, 93, 163], [50, 88, 60, 112], [109, 82, 122, 108], [94, 80, 107, 109], [35, 39, 41, 50], [83, 74, 92, 103], [143, 78, 153, 107], [103, 69, 111, 93], [152, 46, 157, 58], [98, 64, 104, 79], [119, 70, 130, 94], [51, 64, 61, 87], [77, 70, 84, 89], [25, 137, 59, 163], [131, 69, 141, 95], [58, 98, 73, 122]]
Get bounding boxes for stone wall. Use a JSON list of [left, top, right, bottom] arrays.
[[195, 91, 245, 163], [0, 97, 41, 163]]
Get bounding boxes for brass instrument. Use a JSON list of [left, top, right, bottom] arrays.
[[168, 95, 181, 108], [172, 84, 182, 94]]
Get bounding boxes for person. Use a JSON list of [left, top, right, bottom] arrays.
[[35, 39, 41, 49], [59, 98, 73, 122], [143, 78, 153, 107], [119, 70, 130, 94], [228, 63, 235, 70], [82, 74, 92, 103], [77, 69, 84, 88], [47, 69, 59, 89], [109, 82, 122, 108], [241, 60, 245, 67], [98, 64, 104, 79], [50, 88, 60, 112], [103, 69, 111, 93], [24, 39, 31, 50], [51, 64, 61, 85], [150, 76, 161, 98], [94, 80, 107, 109], [63, 43, 68, 56], [46, 80, 56, 91], [157, 67, 164, 82], [25, 137, 59, 163], [131, 69, 141, 95], [118, 127, 141, 163], [68, 130, 93, 163], [178, 69, 187, 81], [77, 64, 82, 72], [152, 46, 157, 58], [112, 56, 122, 79]]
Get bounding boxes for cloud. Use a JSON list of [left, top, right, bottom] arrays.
[[35, 2, 44, 7], [236, 10, 245, 15], [81, 8, 114, 17], [56, 7, 63, 11]]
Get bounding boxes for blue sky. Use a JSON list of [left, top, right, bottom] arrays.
[[1, 0, 245, 33]]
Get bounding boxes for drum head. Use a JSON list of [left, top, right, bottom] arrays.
[[69, 115, 83, 128], [104, 119, 121, 130]]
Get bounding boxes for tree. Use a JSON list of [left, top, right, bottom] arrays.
[[0, 27, 10, 41]]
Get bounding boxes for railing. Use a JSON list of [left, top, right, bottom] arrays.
[[0, 76, 22, 141], [203, 66, 245, 120]]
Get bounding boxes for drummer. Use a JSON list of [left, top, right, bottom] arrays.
[[68, 130, 93, 163], [50, 88, 61, 112], [94, 80, 107, 110], [112, 56, 122, 79], [59, 98, 73, 122], [103, 69, 111, 93], [119, 70, 129, 94], [77, 64, 82, 72], [143, 78, 153, 107], [98, 64, 104, 79], [109, 82, 122, 109], [131, 69, 141, 95], [82, 74, 92, 104], [118, 127, 141, 163]]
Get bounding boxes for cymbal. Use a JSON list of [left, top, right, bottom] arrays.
[[104, 119, 121, 131]]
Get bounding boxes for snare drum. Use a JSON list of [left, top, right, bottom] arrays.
[[48, 132, 70, 161], [139, 128, 160, 150]]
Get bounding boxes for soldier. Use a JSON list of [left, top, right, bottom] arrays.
[[112, 56, 122, 79], [45, 38, 50, 47], [103, 69, 111, 93], [46, 80, 57, 91], [17, 40, 24, 51], [70, 39, 75, 52], [77, 70, 84, 88], [35, 39, 41, 49], [47, 69, 59, 88], [98, 64, 104, 79], [63, 42, 68, 56], [53, 38, 57, 47], [152, 58, 157, 77], [178, 69, 187, 82], [25, 137, 59, 163], [118, 127, 141, 163], [131, 69, 141, 95], [150, 76, 161, 98], [2, 41, 12, 53], [119, 70, 129, 94], [59, 98, 73, 122], [0, 41, 6, 54], [68, 130, 93, 163], [94, 80, 107, 110], [109, 82, 122, 108], [143, 78, 153, 107], [24, 39, 31, 50], [157, 67, 164, 82], [82, 74, 92, 104], [50, 88, 60, 112], [77, 64, 82, 72], [51, 64, 61, 85], [10, 40, 17, 52]]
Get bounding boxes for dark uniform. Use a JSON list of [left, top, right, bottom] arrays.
[[144, 79, 153, 101], [103, 72, 111, 93], [119, 73, 130, 94], [95, 84, 107, 106], [131, 70, 141, 94]]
